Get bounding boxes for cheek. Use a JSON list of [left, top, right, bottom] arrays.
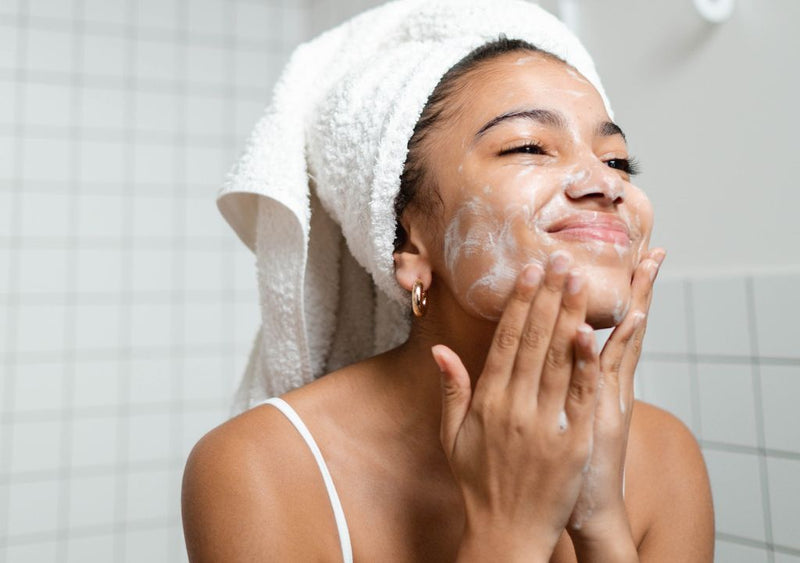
[[443, 197, 547, 321]]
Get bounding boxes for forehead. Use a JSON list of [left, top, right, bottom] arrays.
[[448, 52, 609, 132]]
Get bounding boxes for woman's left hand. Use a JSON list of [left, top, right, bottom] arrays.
[[566, 248, 666, 556]]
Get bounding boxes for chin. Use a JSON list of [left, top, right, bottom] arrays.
[[584, 276, 632, 329]]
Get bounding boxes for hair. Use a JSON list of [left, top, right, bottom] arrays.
[[392, 36, 565, 251]]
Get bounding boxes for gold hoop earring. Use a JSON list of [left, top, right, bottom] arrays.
[[411, 280, 428, 317]]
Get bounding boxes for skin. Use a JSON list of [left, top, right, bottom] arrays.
[[182, 52, 714, 562]]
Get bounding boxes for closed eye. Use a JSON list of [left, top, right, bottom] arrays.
[[499, 141, 546, 156], [606, 157, 641, 176]]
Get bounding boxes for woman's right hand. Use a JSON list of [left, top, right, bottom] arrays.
[[432, 251, 600, 562]]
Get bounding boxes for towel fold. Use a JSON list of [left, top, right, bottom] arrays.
[[217, 0, 612, 414]]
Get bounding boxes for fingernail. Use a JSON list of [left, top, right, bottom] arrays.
[[567, 270, 584, 294], [549, 250, 571, 274], [632, 311, 646, 328], [522, 263, 543, 286], [431, 346, 446, 373], [648, 260, 659, 282], [653, 249, 666, 267]]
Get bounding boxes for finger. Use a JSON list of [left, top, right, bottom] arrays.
[[480, 263, 544, 388], [536, 269, 589, 415], [563, 323, 599, 433], [432, 345, 472, 458], [618, 250, 666, 403], [508, 250, 572, 394], [599, 253, 662, 382]]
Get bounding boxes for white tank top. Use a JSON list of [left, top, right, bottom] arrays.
[[258, 397, 353, 563]]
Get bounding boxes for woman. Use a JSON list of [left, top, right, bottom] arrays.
[[182, 2, 714, 561]]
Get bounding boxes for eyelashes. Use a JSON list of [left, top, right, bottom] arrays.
[[499, 142, 642, 178]]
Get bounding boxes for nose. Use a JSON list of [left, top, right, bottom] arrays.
[[562, 160, 625, 205]]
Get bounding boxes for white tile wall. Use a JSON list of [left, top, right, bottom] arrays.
[[760, 365, 800, 453], [691, 277, 752, 357], [753, 274, 800, 359], [696, 363, 758, 447], [767, 457, 800, 550], [715, 540, 770, 563]]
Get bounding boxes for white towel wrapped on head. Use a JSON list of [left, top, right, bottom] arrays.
[[217, 0, 612, 414]]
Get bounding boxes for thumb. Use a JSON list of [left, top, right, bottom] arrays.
[[432, 345, 472, 458]]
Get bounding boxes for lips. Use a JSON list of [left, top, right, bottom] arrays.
[[545, 213, 631, 245]]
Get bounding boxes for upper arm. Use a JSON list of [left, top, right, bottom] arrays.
[[631, 403, 715, 562], [181, 412, 336, 562]]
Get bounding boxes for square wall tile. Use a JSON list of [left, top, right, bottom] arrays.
[[130, 303, 173, 348], [635, 360, 695, 433], [81, 85, 127, 131], [72, 359, 121, 409], [234, 2, 277, 42], [128, 357, 172, 404], [20, 191, 72, 238], [125, 468, 171, 521], [767, 457, 800, 550], [5, 540, 59, 563], [66, 533, 115, 563], [714, 540, 768, 563], [74, 303, 121, 351], [704, 449, 766, 541], [182, 355, 225, 402], [186, 0, 227, 37], [124, 526, 169, 563], [134, 40, 177, 83], [11, 419, 63, 473], [0, 135, 15, 180], [775, 553, 800, 563], [137, 0, 178, 30], [22, 137, 72, 184], [691, 277, 751, 357], [643, 279, 689, 356], [185, 95, 227, 137], [76, 193, 125, 238], [131, 247, 173, 293], [184, 248, 223, 292], [7, 479, 60, 535], [234, 98, 266, 141], [68, 473, 116, 528], [22, 81, 73, 128], [83, 0, 128, 26], [183, 302, 223, 346], [0, 23, 18, 69], [753, 273, 800, 359], [82, 33, 128, 79], [135, 90, 178, 134], [186, 45, 227, 86], [79, 139, 127, 184], [71, 415, 119, 468], [132, 141, 176, 185], [18, 247, 69, 293], [17, 302, 67, 354], [25, 27, 73, 74], [127, 412, 172, 463], [28, 0, 75, 19], [184, 194, 228, 240], [132, 194, 174, 238], [76, 247, 124, 293], [696, 363, 758, 447], [183, 145, 227, 188], [13, 361, 65, 413], [233, 247, 257, 292], [760, 365, 800, 453]]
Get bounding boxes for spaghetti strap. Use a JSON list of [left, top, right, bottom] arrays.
[[259, 397, 353, 563]]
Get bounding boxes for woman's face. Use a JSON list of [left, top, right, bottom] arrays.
[[425, 52, 653, 328]]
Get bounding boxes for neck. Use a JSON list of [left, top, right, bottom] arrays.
[[371, 281, 499, 445]]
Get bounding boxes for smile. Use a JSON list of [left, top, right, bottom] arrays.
[[545, 213, 631, 246]]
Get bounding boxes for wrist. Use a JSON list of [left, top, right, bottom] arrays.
[[568, 509, 638, 563], [455, 516, 556, 563]]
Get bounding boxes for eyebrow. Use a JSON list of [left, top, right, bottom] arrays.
[[473, 108, 628, 143]]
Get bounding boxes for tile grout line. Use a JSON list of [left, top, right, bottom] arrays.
[[54, 2, 85, 560], [0, 3, 29, 561], [683, 279, 703, 439], [745, 276, 775, 561]]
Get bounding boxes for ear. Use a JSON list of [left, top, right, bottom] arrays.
[[393, 215, 434, 293]]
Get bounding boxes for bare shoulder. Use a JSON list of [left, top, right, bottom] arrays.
[[628, 400, 715, 562], [181, 403, 342, 562]]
